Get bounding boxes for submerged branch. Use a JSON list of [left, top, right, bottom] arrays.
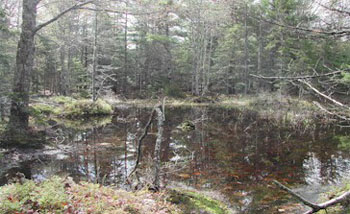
[[273, 180, 350, 214], [127, 107, 156, 179]]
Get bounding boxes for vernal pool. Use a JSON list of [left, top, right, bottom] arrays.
[[15, 106, 350, 213]]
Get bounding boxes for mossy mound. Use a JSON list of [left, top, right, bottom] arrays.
[[30, 97, 114, 119], [62, 99, 113, 118], [0, 176, 180, 214], [167, 189, 230, 214]]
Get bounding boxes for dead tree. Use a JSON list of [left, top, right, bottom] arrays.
[[152, 105, 165, 191], [127, 98, 166, 191]]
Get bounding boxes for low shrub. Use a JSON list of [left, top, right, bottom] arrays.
[[0, 177, 180, 214]]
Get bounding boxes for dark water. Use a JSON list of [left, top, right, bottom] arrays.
[[26, 106, 350, 213]]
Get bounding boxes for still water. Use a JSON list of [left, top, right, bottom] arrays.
[[28, 106, 350, 213]]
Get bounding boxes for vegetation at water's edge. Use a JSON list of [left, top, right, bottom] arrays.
[[167, 189, 230, 214], [0, 176, 232, 214], [30, 96, 113, 120], [0, 176, 179, 214], [316, 182, 350, 214]]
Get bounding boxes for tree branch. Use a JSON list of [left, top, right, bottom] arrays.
[[250, 70, 343, 80], [312, 101, 350, 121], [127, 107, 157, 179], [273, 180, 320, 210], [273, 180, 350, 214], [319, 4, 350, 17], [298, 80, 349, 109], [256, 16, 350, 36], [79, 7, 163, 15], [34, 0, 94, 34]]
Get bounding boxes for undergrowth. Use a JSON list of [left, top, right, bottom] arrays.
[[0, 176, 179, 214]]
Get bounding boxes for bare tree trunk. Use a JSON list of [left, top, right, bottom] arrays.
[[244, 2, 249, 94], [5, 0, 93, 146], [123, 4, 128, 94], [59, 42, 68, 95], [258, 21, 262, 75], [152, 105, 164, 191]]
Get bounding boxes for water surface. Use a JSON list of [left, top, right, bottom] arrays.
[[28, 106, 350, 213]]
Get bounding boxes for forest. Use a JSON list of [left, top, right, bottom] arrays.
[[1, 0, 350, 213]]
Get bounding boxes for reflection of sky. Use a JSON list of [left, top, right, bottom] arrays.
[[303, 152, 350, 185]]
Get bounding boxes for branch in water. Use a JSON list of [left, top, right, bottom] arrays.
[[273, 180, 350, 214]]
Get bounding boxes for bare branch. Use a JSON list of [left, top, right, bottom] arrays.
[[256, 16, 350, 36], [250, 70, 343, 80], [298, 80, 349, 109], [274, 180, 350, 214], [34, 0, 94, 34], [319, 4, 350, 17], [128, 107, 157, 179], [79, 7, 163, 15], [313, 101, 350, 121]]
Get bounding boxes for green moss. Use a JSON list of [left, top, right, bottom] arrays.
[[63, 99, 113, 118], [30, 103, 57, 115], [168, 189, 229, 214], [334, 135, 350, 151], [50, 96, 75, 104]]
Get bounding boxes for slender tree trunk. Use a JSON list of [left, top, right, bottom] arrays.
[[123, 5, 128, 94], [258, 21, 262, 75], [7, 0, 38, 135], [257, 20, 263, 89], [59, 42, 68, 95], [153, 105, 164, 191], [244, 2, 249, 94], [92, 7, 98, 102]]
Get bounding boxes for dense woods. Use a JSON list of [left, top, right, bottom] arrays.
[[1, 0, 350, 102]]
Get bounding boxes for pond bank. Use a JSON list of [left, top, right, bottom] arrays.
[[0, 176, 232, 214]]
